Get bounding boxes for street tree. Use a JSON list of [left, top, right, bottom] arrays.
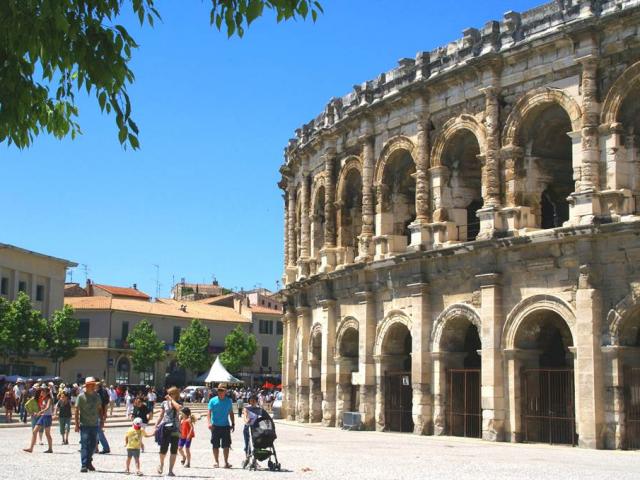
[[176, 319, 212, 375], [220, 325, 257, 374], [127, 319, 165, 375], [2, 0, 323, 150], [43, 305, 80, 376], [0, 292, 46, 364]]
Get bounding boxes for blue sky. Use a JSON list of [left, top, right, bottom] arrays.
[[1, 0, 542, 297]]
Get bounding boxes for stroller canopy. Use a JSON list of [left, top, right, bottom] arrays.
[[204, 356, 243, 384]]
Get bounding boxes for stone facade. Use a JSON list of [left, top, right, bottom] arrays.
[[279, 1, 640, 449]]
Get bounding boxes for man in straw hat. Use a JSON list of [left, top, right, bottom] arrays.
[[74, 377, 103, 473], [208, 382, 235, 469]]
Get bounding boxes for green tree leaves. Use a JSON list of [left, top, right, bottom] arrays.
[[220, 325, 257, 373], [127, 319, 165, 373], [1, 0, 322, 150], [176, 319, 212, 374], [43, 304, 80, 364], [0, 292, 46, 361]]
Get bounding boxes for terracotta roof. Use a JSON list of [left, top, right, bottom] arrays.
[[65, 297, 249, 323], [249, 305, 283, 315], [93, 284, 151, 300]]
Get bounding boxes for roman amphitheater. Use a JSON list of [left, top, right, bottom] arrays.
[[279, 0, 640, 449]]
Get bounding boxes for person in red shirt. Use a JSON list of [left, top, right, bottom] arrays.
[[178, 407, 196, 468]]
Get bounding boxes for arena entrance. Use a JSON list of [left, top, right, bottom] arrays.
[[381, 322, 413, 433], [516, 310, 576, 445], [625, 367, 640, 449]]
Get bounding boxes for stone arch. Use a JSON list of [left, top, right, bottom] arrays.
[[336, 156, 363, 201], [374, 310, 412, 357], [308, 322, 323, 351], [502, 294, 576, 350], [501, 88, 582, 147], [605, 283, 640, 346], [336, 316, 359, 351], [374, 135, 417, 185], [310, 175, 326, 261], [602, 60, 640, 125], [431, 303, 482, 352], [430, 114, 487, 167], [310, 174, 326, 212]]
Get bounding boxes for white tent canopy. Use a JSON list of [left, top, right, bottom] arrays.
[[203, 356, 243, 384]]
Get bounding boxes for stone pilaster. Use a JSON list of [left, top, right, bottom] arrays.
[[601, 346, 627, 449], [357, 132, 375, 262], [407, 282, 432, 435], [574, 264, 605, 448], [356, 290, 376, 430], [431, 351, 447, 435], [320, 146, 337, 273], [282, 310, 297, 421], [283, 192, 289, 281], [285, 184, 297, 284], [296, 307, 311, 423], [320, 299, 337, 426], [500, 145, 535, 234], [408, 96, 432, 249], [476, 273, 505, 441], [298, 160, 311, 278]]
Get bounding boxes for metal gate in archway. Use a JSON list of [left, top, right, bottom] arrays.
[[447, 369, 481, 438], [625, 367, 640, 449], [384, 371, 413, 433], [522, 369, 576, 445]]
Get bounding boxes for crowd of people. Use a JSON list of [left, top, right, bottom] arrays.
[[1, 377, 280, 475]]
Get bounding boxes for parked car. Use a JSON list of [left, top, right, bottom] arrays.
[[180, 385, 208, 402], [272, 391, 283, 419]]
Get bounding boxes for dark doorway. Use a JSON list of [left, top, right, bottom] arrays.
[[384, 371, 413, 433], [447, 369, 481, 438], [466, 199, 483, 241], [625, 367, 640, 449]]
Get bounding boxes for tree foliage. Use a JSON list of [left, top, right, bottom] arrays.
[[0, 292, 46, 362], [176, 319, 211, 374], [2, 0, 322, 150], [277, 338, 283, 367], [44, 304, 80, 364], [220, 325, 257, 373], [127, 319, 165, 373]]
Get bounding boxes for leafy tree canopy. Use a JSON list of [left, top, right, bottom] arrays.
[[127, 319, 165, 373], [1, 0, 322, 150], [0, 292, 46, 361], [44, 304, 80, 363], [220, 325, 257, 373], [176, 319, 211, 374]]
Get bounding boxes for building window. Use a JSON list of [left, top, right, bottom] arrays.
[[276, 321, 283, 335], [78, 319, 90, 346], [36, 285, 45, 302], [259, 320, 273, 335], [173, 326, 181, 345], [261, 346, 269, 367], [116, 357, 130, 384], [140, 370, 154, 384], [121, 321, 129, 343], [18, 281, 27, 293], [0, 277, 8, 295]]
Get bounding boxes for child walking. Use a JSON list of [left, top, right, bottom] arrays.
[[125, 418, 145, 475], [178, 407, 195, 468], [55, 392, 72, 445]]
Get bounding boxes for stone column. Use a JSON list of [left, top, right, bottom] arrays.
[[296, 307, 311, 423], [601, 346, 626, 449], [477, 86, 505, 239], [283, 192, 289, 283], [476, 273, 505, 441], [407, 281, 432, 435], [409, 96, 431, 249], [356, 290, 376, 430], [282, 310, 297, 421], [320, 299, 337, 427], [298, 162, 311, 279], [285, 184, 297, 284], [357, 133, 375, 262], [569, 56, 602, 225], [500, 146, 534, 233], [334, 357, 350, 427], [373, 184, 391, 259], [320, 149, 337, 273], [374, 354, 386, 431], [431, 351, 447, 435], [574, 264, 605, 448]]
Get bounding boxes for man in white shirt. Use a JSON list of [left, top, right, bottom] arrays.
[[107, 386, 117, 416], [13, 381, 23, 413]]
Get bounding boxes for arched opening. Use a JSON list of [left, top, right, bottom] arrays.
[[311, 186, 325, 265], [116, 357, 130, 384], [519, 104, 573, 229], [338, 169, 362, 264], [381, 322, 413, 432], [337, 326, 359, 420], [618, 313, 640, 449], [441, 130, 483, 241], [379, 151, 416, 247], [309, 330, 322, 422], [618, 82, 640, 201], [515, 310, 576, 445], [439, 316, 481, 438]]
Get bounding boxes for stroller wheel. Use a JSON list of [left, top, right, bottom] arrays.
[[268, 460, 274, 471], [275, 463, 281, 471]]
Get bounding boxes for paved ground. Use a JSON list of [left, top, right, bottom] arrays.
[[5, 416, 640, 479]]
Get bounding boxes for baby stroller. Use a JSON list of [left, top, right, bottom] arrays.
[[242, 406, 281, 471]]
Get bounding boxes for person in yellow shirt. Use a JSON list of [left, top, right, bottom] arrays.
[[125, 418, 145, 475]]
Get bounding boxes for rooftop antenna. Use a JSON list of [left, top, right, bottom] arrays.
[[153, 264, 160, 299], [81, 264, 89, 283]]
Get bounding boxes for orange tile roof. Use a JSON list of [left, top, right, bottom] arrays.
[[94, 284, 151, 299], [65, 297, 249, 323]]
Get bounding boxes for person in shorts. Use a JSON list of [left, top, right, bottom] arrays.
[[208, 383, 235, 469], [125, 418, 144, 476], [178, 407, 195, 468], [155, 387, 182, 476], [55, 391, 72, 445]]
